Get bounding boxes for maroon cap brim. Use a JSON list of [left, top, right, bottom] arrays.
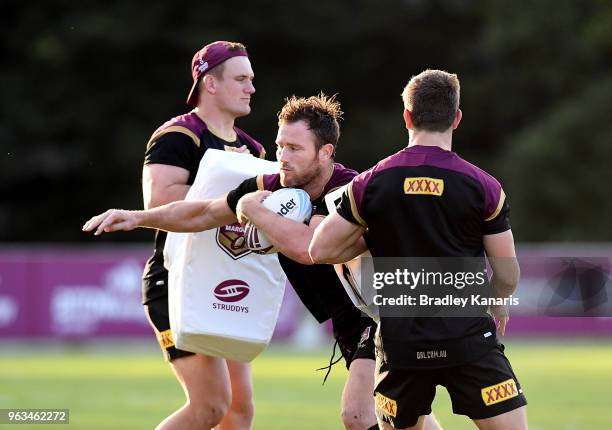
[[186, 79, 199, 107]]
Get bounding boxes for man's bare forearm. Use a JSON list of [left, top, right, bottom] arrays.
[[490, 260, 520, 298], [241, 199, 314, 264], [83, 197, 237, 236], [133, 200, 207, 232], [486, 255, 520, 299], [139, 199, 237, 232], [309, 213, 365, 263], [318, 237, 367, 264]]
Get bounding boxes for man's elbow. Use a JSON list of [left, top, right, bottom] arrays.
[[309, 245, 339, 264], [308, 242, 327, 264], [294, 250, 315, 265]]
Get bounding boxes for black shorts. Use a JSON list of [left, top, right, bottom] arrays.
[[143, 294, 194, 362], [333, 314, 377, 369], [374, 344, 527, 428]]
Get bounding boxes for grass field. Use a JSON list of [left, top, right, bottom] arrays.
[[1, 339, 611, 429]]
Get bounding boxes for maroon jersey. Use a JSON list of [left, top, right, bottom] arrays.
[[337, 145, 510, 368]]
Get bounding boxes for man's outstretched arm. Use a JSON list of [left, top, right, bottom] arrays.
[[82, 197, 237, 236], [309, 212, 365, 264]]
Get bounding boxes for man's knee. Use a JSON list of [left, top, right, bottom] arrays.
[[342, 406, 375, 430], [190, 397, 231, 429], [229, 396, 255, 424], [188, 384, 232, 429]]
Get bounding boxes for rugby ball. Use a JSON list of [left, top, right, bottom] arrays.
[[245, 188, 312, 254]]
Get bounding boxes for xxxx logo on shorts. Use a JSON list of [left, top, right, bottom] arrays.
[[375, 392, 397, 417], [404, 177, 444, 196], [481, 378, 519, 406], [216, 222, 251, 260], [157, 329, 175, 349]]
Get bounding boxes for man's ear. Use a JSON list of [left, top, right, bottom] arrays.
[[453, 109, 463, 130], [403, 109, 413, 130], [319, 143, 335, 160], [202, 75, 217, 95]]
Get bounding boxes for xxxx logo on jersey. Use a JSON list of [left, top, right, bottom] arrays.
[[481, 379, 519, 406], [404, 177, 444, 196], [375, 392, 397, 417]]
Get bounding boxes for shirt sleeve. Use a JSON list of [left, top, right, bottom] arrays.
[[144, 132, 199, 171], [336, 180, 367, 227], [312, 203, 330, 218], [226, 177, 259, 214], [483, 189, 511, 235]]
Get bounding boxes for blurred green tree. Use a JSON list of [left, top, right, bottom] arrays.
[[1, 0, 610, 242]]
